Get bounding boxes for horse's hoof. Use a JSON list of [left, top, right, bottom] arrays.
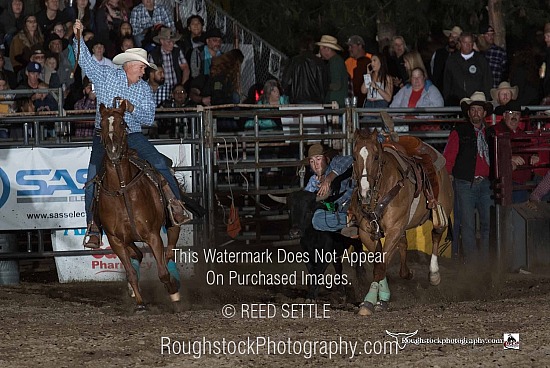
[[358, 302, 375, 316], [127, 283, 136, 298], [374, 300, 389, 312], [429, 271, 441, 286], [170, 291, 181, 302], [135, 304, 147, 313]]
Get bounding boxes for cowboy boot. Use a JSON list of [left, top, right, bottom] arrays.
[[162, 181, 190, 226], [380, 111, 399, 142], [83, 221, 102, 249]]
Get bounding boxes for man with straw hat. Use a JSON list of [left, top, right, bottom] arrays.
[[73, 19, 189, 249], [149, 26, 190, 88], [316, 35, 347, 107], [430, 25, 462, 92], [443, 91, 493, 263]]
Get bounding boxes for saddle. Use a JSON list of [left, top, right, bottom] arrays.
[[382, 135, 440, 209]]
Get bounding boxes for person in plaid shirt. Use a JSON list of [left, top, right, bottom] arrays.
[[130, 0, 174, 47], [73, 19, 188, 249], [74, 78, 97, 138], [479, 25, 507, 88]]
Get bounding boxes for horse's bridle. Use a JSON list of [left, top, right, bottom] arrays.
[[354, 141, 405, 240]]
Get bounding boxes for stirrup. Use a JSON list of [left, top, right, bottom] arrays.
[[83, 224, 102, 249], [168, 199, 191, 226]]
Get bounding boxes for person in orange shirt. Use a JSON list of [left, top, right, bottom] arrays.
[[345, 35, 372, 107]]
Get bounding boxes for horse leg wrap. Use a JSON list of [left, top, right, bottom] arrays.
[[432, 203, 448, 228], [167, 260, 181, 290], [364, 281, 379, 305], [378, 277, 391, 302], [130, 258, 141, 281]]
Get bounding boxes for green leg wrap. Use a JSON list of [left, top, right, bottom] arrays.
[[167, 260, 181, 290], [364, 281, 379, 305], [130, 258, 141, 281], [378, 277, 391, 302]]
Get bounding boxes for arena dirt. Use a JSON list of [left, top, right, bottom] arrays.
[[1, 251, 549, 367]]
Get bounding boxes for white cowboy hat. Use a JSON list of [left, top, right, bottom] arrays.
[[490, 81, 519, 102], [112, 48, 157, 69], [460, 91, 493, 115], [443, 26, 463, 38], [315, 35, 343, 51]]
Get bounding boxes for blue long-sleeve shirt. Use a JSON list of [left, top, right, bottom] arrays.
[[72, 37, 155, 132], [305, 155, 354, 210]]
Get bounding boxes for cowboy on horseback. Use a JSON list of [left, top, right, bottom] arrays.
[[72, 20, 189, 249]]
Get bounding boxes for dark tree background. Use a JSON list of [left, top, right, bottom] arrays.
[[223, 0, 550, 57]]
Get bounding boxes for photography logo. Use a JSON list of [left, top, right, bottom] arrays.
[[385, 330, 418, 350], [503, 333, 520, 350]]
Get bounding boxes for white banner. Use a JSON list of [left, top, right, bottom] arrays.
[[52, 227, 195, 283], [0, 144, 192, 230]]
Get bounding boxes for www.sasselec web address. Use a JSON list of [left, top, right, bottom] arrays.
[[160, 336, 398, 359], [26, 211, 86, 219]]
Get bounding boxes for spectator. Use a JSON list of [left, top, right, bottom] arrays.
[[118, 35, 134, 53], [244, 79, 289, 130], [43, 52, 61, 88], [478, 24, 507, 88], [345, 35, 371, 107], [316, 34, 347, 107], [16, 44, 46, 85], [73, 77, 96, 138], [360, 53, 393, 109], [66, 0, 96, 33], [130, 0, 174, 48], [281, 35, 328, 104], [10, 15, 44, 74], [86, 38, 114, 67], [16, 61, 42, 91], [10, 96, 35, 140], [0, 71, 15, 118], [160, 84, 191, 138], [202, 49, 244, 106], [172, 0, 206, 32], [189, 27, 222, 80], [387, 35, 409, 91], [403, 50, 427, 79], [430, 26, 462, 93], [179, 15, 204, 63], [0, 0, 25, 53], [94, 0, 129, 55], [389, 67, 443, 110], [443, 91, 493, 263], [35, 0, 72, 36], [443, 32, 492, 106], [0, 50, 17, 89], [509, 46, 541, 106], [147, 64, 170, 107], [50, 21, 76, 68], [149, 27, 189, 89], [490, 81, 518, 115], [45, 33, 74, 92], [112, 21, 132, 56], [486, 100, 537, 203]]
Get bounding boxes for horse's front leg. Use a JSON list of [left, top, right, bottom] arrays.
[[397, 233, 413, 280], [146, 234, 180, 302], [429, 226, 446, 286], [109, 236, 146, 311]]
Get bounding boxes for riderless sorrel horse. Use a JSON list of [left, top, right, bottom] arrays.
[[96, 99, 181, 310], [350, 129, 453, 316]]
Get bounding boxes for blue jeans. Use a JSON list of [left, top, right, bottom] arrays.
[[454, 178, 493, 262], [312, 209, 348, 232], [85, 133, 181, 223]]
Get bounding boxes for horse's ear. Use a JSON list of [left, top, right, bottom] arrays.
[[119, 99, 128, 112], [99, 103, 106, 114]]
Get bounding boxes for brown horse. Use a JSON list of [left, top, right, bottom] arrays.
[[350, 129, 453, 316], [97, 100, 181, 311]]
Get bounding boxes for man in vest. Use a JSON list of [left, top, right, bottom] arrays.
[[443, 91, 493, 264], [149, 27, 190, 90]]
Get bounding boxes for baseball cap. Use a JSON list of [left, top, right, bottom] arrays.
[[26, 62, 42, 73], [347, 35, 365, 46]]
